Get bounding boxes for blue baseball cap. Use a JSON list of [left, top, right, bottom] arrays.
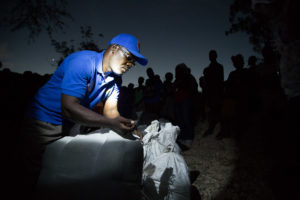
[[109, 33, 148, 66]]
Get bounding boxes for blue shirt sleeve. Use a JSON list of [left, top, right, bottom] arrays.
[[108, 83, 120, 102], [106, 76, 122, 102], [61, 55, 94, 99]]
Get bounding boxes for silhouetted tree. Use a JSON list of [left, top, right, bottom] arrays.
[[1, 1, 104, 67], [78, 26, 104, 51], [226, 0, 274, 52], [1, 0, 73, 41], [50, 25, 104, 65]]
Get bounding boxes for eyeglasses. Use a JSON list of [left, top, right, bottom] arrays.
[[118, 45, 136, 66]]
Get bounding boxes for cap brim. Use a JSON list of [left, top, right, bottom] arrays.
[[129, 50, 148, 66], [109, 41, 148, 66]]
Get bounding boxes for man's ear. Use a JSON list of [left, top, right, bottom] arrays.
[[111, 44, 118, 54]]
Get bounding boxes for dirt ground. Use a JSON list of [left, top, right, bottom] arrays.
[[182, 117, 277, 200]]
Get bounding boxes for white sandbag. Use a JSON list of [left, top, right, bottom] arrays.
[[36, 131, 143, 200], [143, 120, 160, 140], [141, 120, 190, 200], [157, 122, 180, 152], [142, 120, 181, 166], [143, 152, 191, 200]]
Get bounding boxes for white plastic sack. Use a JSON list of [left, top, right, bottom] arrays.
[[141, 120, 191, 200], [37, 130, 143, 200], [142, 120, 181, 166], [143, 152, 191, 200]]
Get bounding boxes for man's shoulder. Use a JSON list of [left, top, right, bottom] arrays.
[[74, 50, 98, 55], [67, 50, 99, 61], [69, 50, 98, 59], [64, 50, 100, 71]]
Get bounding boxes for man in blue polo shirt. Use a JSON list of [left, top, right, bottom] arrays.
[[18, 33, 148, 196]]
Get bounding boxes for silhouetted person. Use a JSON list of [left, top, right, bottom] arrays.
[[220, 54, 251, 139], [143, 67, 163, 119], [118, 84, 135, 118], [174, 63, 195, 148], [187, 68, 198, 95], [163, 72, 174, 96], [198, 76, 207, 121], [202, 50, 224, 137], [128, 83, 135, 117], [187, 67, 199, 124], [247, 55, 261, 112], [256, 44, 283, 119], [248, 56, 258, 70], [133, 76, 145, 119], [161, 72, 176, 122]]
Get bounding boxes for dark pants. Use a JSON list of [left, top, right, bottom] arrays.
[[16, 117, 63, 198]]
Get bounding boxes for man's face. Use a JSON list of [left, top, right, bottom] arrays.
[[110, 45, 136, 75]]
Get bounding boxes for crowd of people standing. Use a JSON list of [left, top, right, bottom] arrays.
[[111, 45, 286, 149], [0, 43, 290, 150]]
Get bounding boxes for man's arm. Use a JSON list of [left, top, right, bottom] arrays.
[[103, 95, 136, 134], [61, 94, 134, 133], [104, 95, 142, 139], [103, 95, 120, 119]]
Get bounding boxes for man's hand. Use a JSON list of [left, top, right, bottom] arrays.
[[110, 116, 135, 135], [132, 129, 143, 140]]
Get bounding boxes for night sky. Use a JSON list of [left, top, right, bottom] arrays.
[[0, 0, 259, 87]]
